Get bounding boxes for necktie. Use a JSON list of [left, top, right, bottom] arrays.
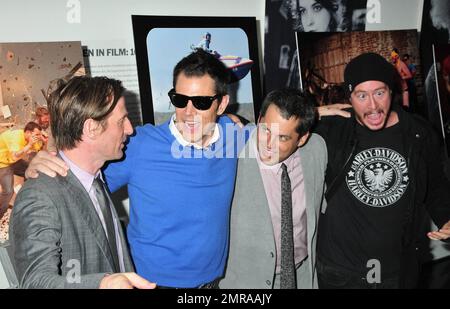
[[280, 163, 296, 289], [92, 177, 120, 272]]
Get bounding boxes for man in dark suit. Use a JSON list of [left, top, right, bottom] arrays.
[[9, 76, 155, 289]]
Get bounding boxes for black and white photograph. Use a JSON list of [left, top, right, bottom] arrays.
[[264, 0, 368, 92]]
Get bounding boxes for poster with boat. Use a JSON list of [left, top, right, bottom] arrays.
[[132, 16, 262, 125]]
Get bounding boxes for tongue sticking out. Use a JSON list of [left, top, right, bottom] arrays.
[[366, 112, 383, 126]]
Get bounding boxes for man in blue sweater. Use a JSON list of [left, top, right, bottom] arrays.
[[103, 50, 247, 288], [25, 50, 247, 288]]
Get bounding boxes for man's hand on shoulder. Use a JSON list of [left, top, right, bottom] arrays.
[[225, 113, 244, 128], [25, 150, 69, 179], [317, 103, 352, 119]]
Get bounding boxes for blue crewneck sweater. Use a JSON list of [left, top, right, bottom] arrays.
[[104, 116, 250, 287]]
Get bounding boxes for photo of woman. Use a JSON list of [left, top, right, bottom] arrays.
[[288, 0, 349, 32], [264, 0, 367, 93]]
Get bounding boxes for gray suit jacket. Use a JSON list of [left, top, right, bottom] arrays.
[[220, 133, 327, 289], [9, 171, 134, 288]]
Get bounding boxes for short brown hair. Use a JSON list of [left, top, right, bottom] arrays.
[[24, 121, 42, 133], [48, 76, 124, 150], [35, 106, 49, 118], [173, 50, 230, 96]]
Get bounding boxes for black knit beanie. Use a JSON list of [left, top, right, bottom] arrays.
[[344, 52, 396, 94]]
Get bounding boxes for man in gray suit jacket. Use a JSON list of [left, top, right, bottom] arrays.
[[220, 88, 327, 289], [9, 76, 155, 289]]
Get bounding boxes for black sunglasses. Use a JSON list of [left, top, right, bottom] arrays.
[[168, 89, 221, 111]]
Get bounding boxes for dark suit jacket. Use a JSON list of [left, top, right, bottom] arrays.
[[9, 171, 134, 288]]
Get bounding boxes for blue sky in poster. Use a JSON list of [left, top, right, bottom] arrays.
[[146, 28, 253, 112]]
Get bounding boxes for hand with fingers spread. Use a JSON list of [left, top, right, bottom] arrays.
[[25, 150, 69, 179], [428, 220, 450, 241], [99, 272, 156, 289], [317, 103, 352, 119]]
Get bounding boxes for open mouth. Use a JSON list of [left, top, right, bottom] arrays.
[[184, 121, 200, 133], [365, 111, 384, 127]]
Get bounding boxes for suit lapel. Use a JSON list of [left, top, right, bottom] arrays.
[[57, 171, 117, 271], [298, 140, 317, 272], [299, 143, 317, 225], [245, 132, 276, 243], [102, 183, 134, 272]]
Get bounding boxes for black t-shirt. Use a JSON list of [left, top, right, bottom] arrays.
[[318, 122, 410, 278]]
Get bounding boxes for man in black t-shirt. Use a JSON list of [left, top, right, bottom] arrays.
[[315, 52, 450, 289]]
